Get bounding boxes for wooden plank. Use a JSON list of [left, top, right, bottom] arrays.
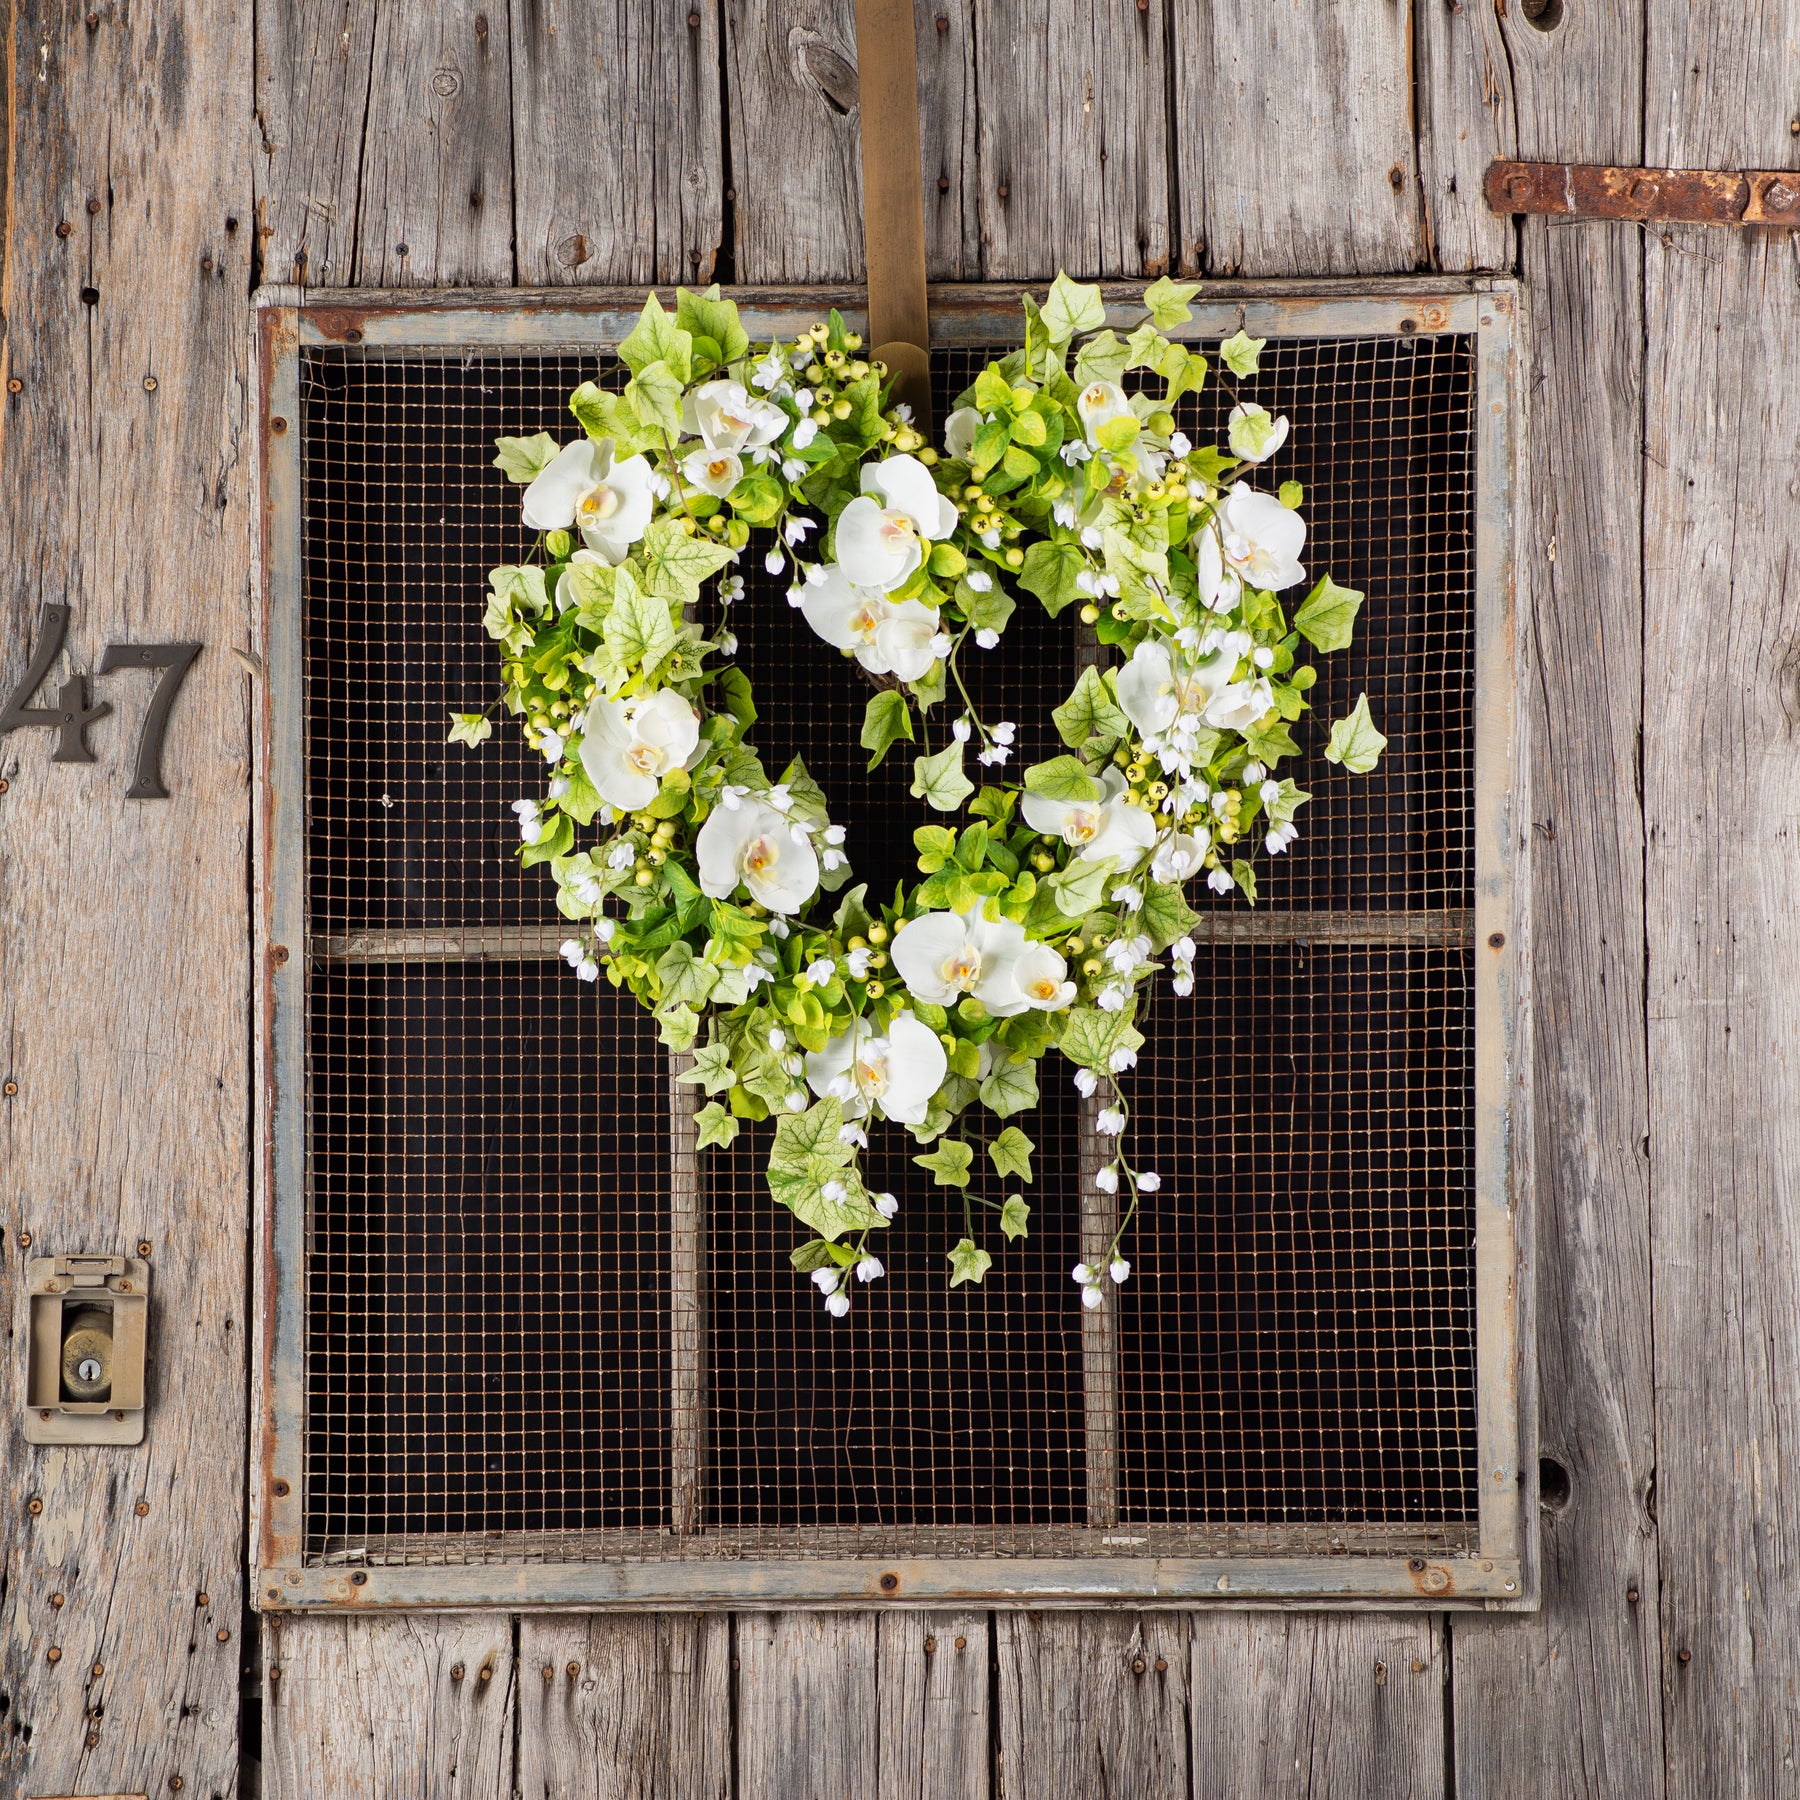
[[1447, 0, 1666, 1789], [262, 1615, 515, 1798], [995, 1612, 1190, 1799], [1171, 0, 1421, 277], [1642, 10, 1800, 1790], [876, 1611, 989, 1800], [516, 1614, 732, 1800], [974, 0, 1171, 280], [1190, 1614, 1443, 1797], [510, 0, 724, 287], [254, 0, 377, 285], [1078, 1094, 1119, 1530], [0, 3, 253, 1796], [353, 0, 515, 286], [1413, 0, 1515, 274], [734, 1612, 988, 1799], [724, 0, 977, 284], [735, 1613, 882, 1794]]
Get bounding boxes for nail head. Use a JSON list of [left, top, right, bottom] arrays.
[[134, 1499, 150, 1516]]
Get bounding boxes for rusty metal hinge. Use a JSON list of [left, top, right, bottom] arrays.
[[1485, 159, 1800, 226]]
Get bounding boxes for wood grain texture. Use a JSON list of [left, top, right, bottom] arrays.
[[516, 1613, 732, 1800], [254, 0, 377, 285], [353, 0, 515, 285], [1190, 1613, 1443, 1798], [916, 0, 980, 279], [975, 0, 1170, 280], [510, 0, 724, 287], [734, 1610, 986, 1796], [1446, 3, 1663, 1793], [263, 1614, 515, 1798], [1413, 0, 1515, 272], [1644, 8, 1800, 1790], [0, 4, 253, 1797], [1172, 0, 1420, 277], [995, 1612, 1189, 1800]]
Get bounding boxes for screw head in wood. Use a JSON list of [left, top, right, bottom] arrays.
[[1678, 1647, 1692, 1665], [274, 1478, 291, 1497], [92, 1661, 104, 1677], [566, 1661, 580, 1679], [350, 1570, 368, 1585], [451, 1662, 466, 1681], [269, 417, 288, 435], [197, 1591, 210, 1606], [923, 1636, 936, 1653], [85, 9, 99, 25], [27, 1497, 43, 1515], [3, 1080, 18, 1096], [1488, 931, 1505, 948], [954, 1635, 966, 1650], [134, 1499, 150, 1516], [57, 219, 73, 236], [144, 375, 157, 392], [1155, 1657, 1167, 1672], [217, 1628, 231, 1643], [86, 1732, 99, 1747], [1132, 1657, 1146, 1674], [87, 197, 102, 214], [47, 1646, 62, 1662], [478, 1663, 493, 1682], [6, 377, 21, 394], [878, 1571, 900, 1593], [17, 1230, 29, 1244]]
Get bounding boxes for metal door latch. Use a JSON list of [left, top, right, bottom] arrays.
[[24, 1254, 150, 1445]]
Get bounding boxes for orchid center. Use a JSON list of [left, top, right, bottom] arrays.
[[626, 740, 664, 775], [940, 946, 983, 991], [706, 457, 734, 482], [877, 511, 918, 551], [742, 834, 781, 878], [1063, 808, 1101, 845], [848, 600, 886, 643], [579, 482, 622, 523], [854, 1052, 890, 1097], [1026, 974, 1061, 1003], [718, 407, 752, 437]]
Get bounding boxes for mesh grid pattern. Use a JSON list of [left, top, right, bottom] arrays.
[[297, 329, 1480, 1567]]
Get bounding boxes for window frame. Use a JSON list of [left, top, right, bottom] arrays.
[[253, 279, 1530, 1612]]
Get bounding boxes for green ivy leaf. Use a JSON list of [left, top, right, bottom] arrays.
[[1243, 717, 1300, 765], [569, 381, 657, 457], [1000, 1195, 1032, 1241], [861, 690, 915, 769], [675, 285, 751, 364], [602, 580, 679, 683], [1024, 754, 1103, 804], [912, 740, 975, 812], [947, 1237, 993, 1287], [989, 1128, 1038, 1184], [780, 1167, 887, 1241], [1073, 329, 1130, 389], [677, 1040, 738, 1094], [1060, 1005, 1144, 1071], [1095, 414, 1139, 453], [1046, 856, 1113, 919], [492, 432, 562, 483], [1139, 880, 1200, 951], [1144, 275, 1201, 329], [1232, 859, 1259, 905], [1042, 273, 1107, 345], [1018, 540, 1087, 618], [1323, 694, 1387, 774], [447, 711, 493, 747], [1267, 778, 1310, 826], [656, 1002, 700, 1051], [639, 515, 735, 605], [695, 1101, 740, 1151], [658, 943, 721, 1010], [914, 1138, 975, 1187], [1051, 665, 1128, 749], [1220, 329, 1266, 378], [618, 293, 693, 383], [557, 761, 605, 826], [520, 811, 574, 868], [788, 1237, 837, 1273], [979, 1050, 1039, 1119], [1293, 574, 1365, 654], [626, 359, 685, 434], [771, 1097, 855, 1174]]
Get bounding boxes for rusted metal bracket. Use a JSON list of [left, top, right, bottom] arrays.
[[1485, 159, 1800, 226]]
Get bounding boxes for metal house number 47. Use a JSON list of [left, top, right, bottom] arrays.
[[0, 603, 201, 799]]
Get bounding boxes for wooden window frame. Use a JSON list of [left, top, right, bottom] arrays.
[[252, 279, 1531, 1612]]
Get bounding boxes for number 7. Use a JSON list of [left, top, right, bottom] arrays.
[[98, 642, 204, 800]]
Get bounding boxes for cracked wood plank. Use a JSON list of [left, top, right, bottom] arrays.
[[1172, 0, 1421, 277], [263, 1615, 515, 1798], [510, 0, 724, 286], [0, 2, 253, 1796]]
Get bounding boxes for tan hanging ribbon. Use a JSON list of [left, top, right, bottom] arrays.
[[854, 0, 933, 432]]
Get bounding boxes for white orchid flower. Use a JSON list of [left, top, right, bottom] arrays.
[[680, 445, 745, 498], [803, 1011, 947, 1126], [1013, 941, 1077, 1011], [890, 905, 1042, 1018], [1115, 634, 1262, 740], [1218, 484, 1307, 591], [1194, 527, 1242, 615], [1227, 402, 1290, 464], [578, 690, 701, 812], [695, 798, 820, 915], [1020, 767, 1156, 870], [1151, 831, 1211, 884], [943, 406, 982, 460], [1076, 379, 1135, 447], [681, 379, 787, 452], [521, 439, 657, 565], [834, 452, 959, 591], [800, 565, 943, 682]]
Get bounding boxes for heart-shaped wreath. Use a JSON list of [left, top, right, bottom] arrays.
[[458, 275, 1384, 1317]]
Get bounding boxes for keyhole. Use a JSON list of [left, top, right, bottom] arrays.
[[77, 1358, 103, 1385]]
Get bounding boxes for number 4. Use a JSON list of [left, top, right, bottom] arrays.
[[1, 604, 202, 799]]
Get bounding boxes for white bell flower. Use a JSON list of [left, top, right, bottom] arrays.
[[680, 379, 787, 452], [803, 1011, 947, 1126], [943, 406, 982, 460], [1013, 941, 1078, 1011], [695, 798, 821, 915], [578, 690, 700, 813], [1151, 831, 1210, 884], [521, 439, 657, 565], [1095, 1107, 1126, 1135], [1218, 483, 1307, 591], [834, 453, 959, 592], [800, 565, 943, 682], [890, 906, 1041, 1018], [1227, 402, 1290, 464], [1076, 380, 1134, 447], [680, 446, 745, 498], [1020, 767, 1156, 870], [1073, 1068, 1099, 1097]]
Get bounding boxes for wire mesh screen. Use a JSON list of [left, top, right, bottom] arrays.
[[297, 326, 1479, 1569]]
